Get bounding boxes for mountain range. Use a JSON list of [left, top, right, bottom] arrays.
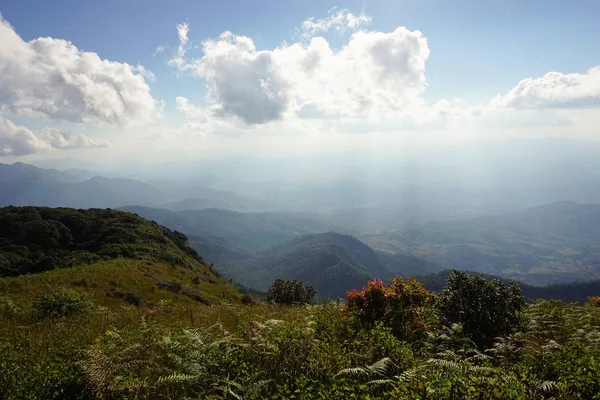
[[0, 162, 267, 211], [5, 162, 600, 291], [363, 201, 600, 285], [189, 232, 443, 297]]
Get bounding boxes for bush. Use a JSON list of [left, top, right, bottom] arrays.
[[241, 293, 256, 305], [267, 279, 316, 305], [587, 296, 600, 307], [32, 288, 93, 318], [346, 277, 431, 339], [106, 288, 143, 306], [436, 270, 523, 348]]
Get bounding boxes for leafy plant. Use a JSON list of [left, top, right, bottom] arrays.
[[32, 288, 93, 319], [346, 277, 431, 340], [266, 279, 316, 305], [436, 270, 523, 348]]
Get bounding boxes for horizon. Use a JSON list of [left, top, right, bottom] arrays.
[[1, 0, 600, 164]]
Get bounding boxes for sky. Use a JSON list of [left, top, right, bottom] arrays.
[[1, 0, 600, 163]]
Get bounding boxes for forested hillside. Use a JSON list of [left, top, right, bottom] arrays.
[[190, 232, 444, 297], [0, 206, 242, 307], [0, 206, 204, 276]]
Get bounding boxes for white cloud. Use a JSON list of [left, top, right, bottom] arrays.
[[0, 116, 108, 156], [168, 23, 191, 70], [299, 8, 372, 37], [0, 15, 158, 125], [493, 67, 600, 109], [164, 9, 600, 140], [153, 45, 166, 56], [169, 19, 429, 125]]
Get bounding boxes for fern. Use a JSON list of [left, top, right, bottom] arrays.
[[335, 357, 396, 381]]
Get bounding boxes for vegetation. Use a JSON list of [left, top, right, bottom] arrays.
[[0, 206, 213, 277], [436, 270, 523, 348], [3, 205, 600, 398], [419, 269, 600, 303], [267, 279, 316, 305], [3, 264, 600, 398]]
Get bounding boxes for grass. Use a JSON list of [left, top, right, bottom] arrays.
[[0, 259, 241, 310], [2, 265, 600, 399]]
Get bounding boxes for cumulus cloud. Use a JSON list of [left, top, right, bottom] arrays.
[[0, 15, 158, 125], [169, 18, 429, 125], [299, 8, 372, 37], [0, 116, 108, 156], [493, 67, 600, 109]]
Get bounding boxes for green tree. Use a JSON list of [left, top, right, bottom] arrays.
[[267, 279, 316, 305], [436, 270, 523, 348]]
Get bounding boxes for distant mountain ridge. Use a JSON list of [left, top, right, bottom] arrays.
[[360, 201, 600, 285], [189, 232, 444, 298], [121, 206, 344, 250], [0, 162, 266, 212]]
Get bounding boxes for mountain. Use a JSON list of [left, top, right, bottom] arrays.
[[0, 162, 82, 184], [121, 206, 342, 250], [0, 206, 242, 303], [61, 168, 98, 182], [149, 180, 271, 212], [0, 162, 268, 212], [190, 232, 444, 298], [0, 162, 163, 208], [364, 201, 600, 285]]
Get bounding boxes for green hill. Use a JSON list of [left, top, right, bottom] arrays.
[[0, 206, 242, 305], [197, 232, 443, 298]]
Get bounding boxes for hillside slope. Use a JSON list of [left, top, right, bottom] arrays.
[[0, 206, 242, 305], [121, 206, 342, 250], [197, 232, 443, 298]]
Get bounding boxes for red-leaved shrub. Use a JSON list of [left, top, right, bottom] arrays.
[[346, 277, 431, 339]]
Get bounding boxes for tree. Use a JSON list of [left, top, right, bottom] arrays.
[[267, 279, 316, 305], [436, 270, 523, 348]]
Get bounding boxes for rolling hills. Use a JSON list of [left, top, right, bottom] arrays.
[[190, 232, 444, 297], [121, 206, 343, 250], [363, 201, 600, 285]]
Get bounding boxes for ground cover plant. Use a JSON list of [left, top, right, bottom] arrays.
[[2, 269, 600, 399]]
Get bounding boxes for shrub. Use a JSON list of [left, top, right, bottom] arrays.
[[32, 288, 93, 318], [241, 293, 256, 305], [436, 270, 523, 348], [106, 288, 143, 306], [158, 279, 183, 293], [267, 279, 316, 305], [587, 296, 600, 307], [346, 277, 431, 339]]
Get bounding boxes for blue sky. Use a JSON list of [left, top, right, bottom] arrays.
[[1, 0, 600, 160]]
